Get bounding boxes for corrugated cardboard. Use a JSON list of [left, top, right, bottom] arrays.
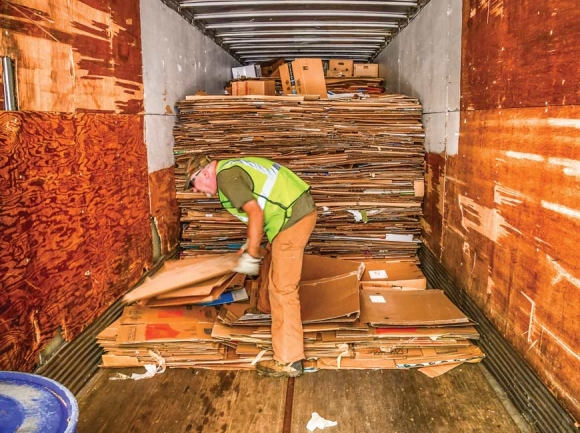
[[301, 254, 364, 282], [300, 273, 360, 323], [232, 64, 261, 79], [278, 63, 295, 95], [360, 289, 471, 326], [116, 306, 218, 343], [360, 261, 426, 289], [327, 69, 352, 78], [328, 59, 353, 76], [280, 59, 327, 98], [116, 322, 214, 343], [293, 58, 327, 98], [231, 80, 276, 96], [122, 254, 238, 303], [120, 305, 217, 325], [262, 59, 286, 77], [353, 63, 379, 77]]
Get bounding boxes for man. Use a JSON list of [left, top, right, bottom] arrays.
[[185, 155, 317, 377]]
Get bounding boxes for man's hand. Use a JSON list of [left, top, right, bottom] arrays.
[[233, 252, 261, 276]]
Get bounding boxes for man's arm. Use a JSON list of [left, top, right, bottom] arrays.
[[241, 199, 264, 258]]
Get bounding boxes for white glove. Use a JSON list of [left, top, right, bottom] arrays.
[[233, 252, 261, 276]]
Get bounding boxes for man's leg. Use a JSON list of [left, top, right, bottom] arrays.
[[256, 245, 272, 313], [267, 211, 317, 364]]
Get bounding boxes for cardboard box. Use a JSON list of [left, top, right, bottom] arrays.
[[328, 59, 354, 76], [327, 69, 352, 78], [278, 63, 295, 95], [279, 58, 327, 98], [353, 63, 379, 77], [232, 64, 262, 79], [262, 59, 286, 77], [360, 261, 426, 289], [231, 80, 276, 96]]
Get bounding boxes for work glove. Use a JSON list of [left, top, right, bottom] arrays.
[[233, 252, 261, 276], [238, 240, 248, 255]]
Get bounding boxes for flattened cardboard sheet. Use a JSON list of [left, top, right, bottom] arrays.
[[301, 254, 365, 282], [360, 289, 471, 326], [300, 273, 360, 323], [121, 305, 217, 325], [123, 254, 238, 303], [360, 261, 426, 289]]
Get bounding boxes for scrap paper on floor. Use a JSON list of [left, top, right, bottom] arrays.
[[307, 412, 338, 431]]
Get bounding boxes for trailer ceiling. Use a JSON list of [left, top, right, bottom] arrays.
[[164, 0, 427, 65]]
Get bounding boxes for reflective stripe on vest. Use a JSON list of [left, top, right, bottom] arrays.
[[217, 158, 310, 241], [220, 159, 281, 211]]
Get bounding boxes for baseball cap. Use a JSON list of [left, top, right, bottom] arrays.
[[184, 154, 211, 190]]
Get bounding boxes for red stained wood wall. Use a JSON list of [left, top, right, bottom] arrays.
[[423, 0, 580, 419], [0, 0, 153, 371]]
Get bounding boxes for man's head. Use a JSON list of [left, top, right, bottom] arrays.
[[184, 154, 218, 196]]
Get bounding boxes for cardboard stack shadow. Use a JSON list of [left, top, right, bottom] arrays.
[[99, 255, 484, 376]]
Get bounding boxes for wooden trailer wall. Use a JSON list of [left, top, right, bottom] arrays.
[[0, 0, 153, 371], [422, 0, 580, 420]]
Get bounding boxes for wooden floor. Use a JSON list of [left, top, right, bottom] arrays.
[[77, 364, 529, 433]]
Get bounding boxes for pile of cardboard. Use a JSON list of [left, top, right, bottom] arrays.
[[174, 94, 424, 259], [99, 255, 484, 375]]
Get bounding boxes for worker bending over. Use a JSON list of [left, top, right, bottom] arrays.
[[186, 155, 317, 378]]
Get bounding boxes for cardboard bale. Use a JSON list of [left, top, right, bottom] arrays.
[[328, 59, 354, 76], [232, 64, 261, 79], [354, 63, 379, 77]]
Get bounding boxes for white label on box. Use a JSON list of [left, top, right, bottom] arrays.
[[369, 295, 386, 303], [369, 270, 388, 279]]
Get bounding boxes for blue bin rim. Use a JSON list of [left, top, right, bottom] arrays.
[[0, 371, 79, 433]]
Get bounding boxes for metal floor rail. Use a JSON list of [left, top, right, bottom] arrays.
[[36, 249, 178, 395], [419, 244, 577, 433]]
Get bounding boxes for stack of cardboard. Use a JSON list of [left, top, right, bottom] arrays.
[[174, 94, 424, 259], [122, 255, 249, 307], [99, 255, 484, 375], [325, 77, 385, 95]]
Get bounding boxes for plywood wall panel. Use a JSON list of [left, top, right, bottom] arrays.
[[462, 0, 580, 110], [439, 105, 580, 419], [421, 153, 445, 257], [0, 111, 152, 371], [0, 0, 143, 113], [149, 167, 180, 255]]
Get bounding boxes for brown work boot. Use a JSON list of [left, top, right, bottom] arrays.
[[256, 359, 303, 378], [244, 306, 263, 315]]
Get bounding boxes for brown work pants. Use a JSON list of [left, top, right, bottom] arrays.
[[257, 210, 317, 364]]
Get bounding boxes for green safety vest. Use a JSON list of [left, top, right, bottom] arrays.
[[217, 157, 311, 241]]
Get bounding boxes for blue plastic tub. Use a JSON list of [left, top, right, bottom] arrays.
[[0, 371, 78, 433]]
